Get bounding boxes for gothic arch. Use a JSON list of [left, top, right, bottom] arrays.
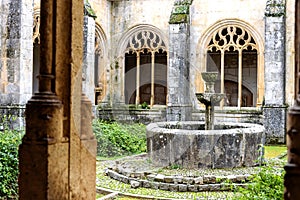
[[95, 23, 107, 58], [116, 24, 169, 57], [94, 23, 108, 104], [116, 24, 169, 106], [196, 19, 264, 107]]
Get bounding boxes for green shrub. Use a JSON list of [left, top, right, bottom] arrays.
[[0, 129, 23, 199], [93, 120, 146, 157], [232, 166, 284, 200]]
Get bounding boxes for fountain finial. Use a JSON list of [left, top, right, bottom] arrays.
[[201, 72, 218, 93]]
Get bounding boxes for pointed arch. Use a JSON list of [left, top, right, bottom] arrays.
[[116, 24, 169, 107], [117, 24, 169, 57], [197, 19, 264, 107], [94, 23, 108, 104]]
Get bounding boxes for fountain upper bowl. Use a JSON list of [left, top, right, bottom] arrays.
[[201, 72, 219, 83]]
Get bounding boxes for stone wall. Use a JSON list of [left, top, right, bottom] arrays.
[[97, 107, 166, 124], [0, 0, 33, 105]]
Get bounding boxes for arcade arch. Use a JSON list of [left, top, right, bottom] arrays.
[[198, 19, 264, 108], [117, 25, 168, 107]]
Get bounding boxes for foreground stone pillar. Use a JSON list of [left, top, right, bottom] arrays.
[[19, 0, 96, 199], [166, 0, 193, 121], [263, 0, 287, 143], [284, 1, 300, 199]]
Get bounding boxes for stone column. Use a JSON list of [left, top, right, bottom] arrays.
[[83, 1, 96, 103], [284, 1, 300, 199], [166, 0, 193, 121], [263, 0, 286, 143], [19, 0, 96, 199]]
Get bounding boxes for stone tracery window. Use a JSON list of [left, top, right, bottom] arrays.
[[206, 25, 258, 108], [124, 30, 167, 107]]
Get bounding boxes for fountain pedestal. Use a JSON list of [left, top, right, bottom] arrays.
[[196, 72, 225, 130], [196, 93, 225, 130]]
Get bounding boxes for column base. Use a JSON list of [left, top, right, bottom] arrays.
[[263, 105, 287, 144]]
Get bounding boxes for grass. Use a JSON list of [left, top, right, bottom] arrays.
[[264, 145, 286, 159]]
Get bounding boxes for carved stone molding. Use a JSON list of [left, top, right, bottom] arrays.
[[33, 9, 40, 44]]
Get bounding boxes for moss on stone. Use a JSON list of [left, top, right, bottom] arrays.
[[174, 0, 193, 6], [265, 2, 285, 17], [169, 14, 188, 24], [84, 0, 97, 19], [173, 5, 189, 14], [169, 0, 193, 24]]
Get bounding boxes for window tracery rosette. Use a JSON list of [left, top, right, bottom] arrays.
[[125, 30, 167, 54], [207, 25, 257, 52]]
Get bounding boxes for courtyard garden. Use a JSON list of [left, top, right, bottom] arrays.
[[0, 119, 286, 200]]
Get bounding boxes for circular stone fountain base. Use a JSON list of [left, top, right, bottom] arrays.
[[146, 121, 265, 169]]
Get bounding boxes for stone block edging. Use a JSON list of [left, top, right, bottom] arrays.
[[104, 168, 251, 192]]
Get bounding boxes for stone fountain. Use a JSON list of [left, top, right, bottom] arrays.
[[146, 72, 265, 169], [196, 72, 225, 130]]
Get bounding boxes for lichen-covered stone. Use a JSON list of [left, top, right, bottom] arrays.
[[147, 121, 265, 168]]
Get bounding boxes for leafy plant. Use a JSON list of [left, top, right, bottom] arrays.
[[140, 102, 150, 109], [0, 129, 24, 199], [93, 120, 147, 157], [232, 166, 284, 200]]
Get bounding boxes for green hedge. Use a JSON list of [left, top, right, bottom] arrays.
[[93, 120, 147, 157], [0, 129, 23, 199]]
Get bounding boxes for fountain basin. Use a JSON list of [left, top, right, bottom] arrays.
[[147, 121, 265, 169], [196, 93, 226, 105]]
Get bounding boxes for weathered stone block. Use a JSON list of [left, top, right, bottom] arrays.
[[150, 182, 159, 190], [263, 106, 286, 143], [194, 177, 204, 184], [141, 180, 151, 188], [203, 175, 216, 184], [169, 184, 179, 192], [159, 182, 170, 191], [178, 184, 188, 192], [164, 175, 174, 183], [130, 180, 140, 189], [188, 184, 198, 192], [155, 174, 165, 182]]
